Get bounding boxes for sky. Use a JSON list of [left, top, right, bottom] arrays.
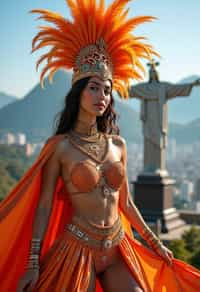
[[1, 0, 200, 98]]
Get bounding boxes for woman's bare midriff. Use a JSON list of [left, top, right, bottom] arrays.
[[65, 184, 120, 227]]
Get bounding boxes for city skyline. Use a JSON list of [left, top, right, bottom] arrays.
[[1, 0, 200, 98]]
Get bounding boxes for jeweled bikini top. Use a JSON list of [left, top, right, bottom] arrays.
[[64, 159, 126, 197], [63, 133, 126, 197]]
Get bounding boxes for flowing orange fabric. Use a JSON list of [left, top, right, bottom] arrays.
[[0, 134, 200, 291], [33, 231, 94, 291]]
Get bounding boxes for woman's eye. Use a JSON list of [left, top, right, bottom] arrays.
[[104, 90, 111, 96], [90, 86, 98, 91]]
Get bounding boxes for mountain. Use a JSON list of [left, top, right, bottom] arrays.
[[114, 97, 141, 143], [169, 75, 200, 124], [126, 75, 200, 124], [0, 92, 17, 109], [0, 71, 71, 142], [0, 71, 199, 144], [169, 119, 200, 144], [0, 71, 141, 143]]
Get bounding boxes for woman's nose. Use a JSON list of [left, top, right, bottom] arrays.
[[98, 89, 106, 99]]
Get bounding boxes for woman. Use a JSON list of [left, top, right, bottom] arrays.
[[18, 74, 173, 291], [0, 0, 200, 291]]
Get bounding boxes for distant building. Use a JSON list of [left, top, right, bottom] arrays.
[[195, 178, 200, 201], [15, 133, 26, 145], [25, 143, 34, 156], [196, 201, 200, 212], [0, 132, 26, 145], [180, 180, 194, 202], [167, 139, 177, 160], [0, 132, 45, 157], [23, 142, 44, 157], [1, 133, 15, 144]]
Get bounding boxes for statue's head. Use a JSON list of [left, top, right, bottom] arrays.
[[148, 60, 160, 82]]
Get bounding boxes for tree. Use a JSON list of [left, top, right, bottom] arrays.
[[6, 160, 25, 181], [182, 226, 200, 253], [190, 249, 200, 269], [168, 239, 191, 262], [0, 166, 16, 200], [168, 226, 200, 269], [0, 145, 32, 199]]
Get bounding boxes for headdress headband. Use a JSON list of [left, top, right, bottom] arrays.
[[31, 0, 158, 98]]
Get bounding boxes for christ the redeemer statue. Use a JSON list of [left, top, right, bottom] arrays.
[[129, 61, 200, 177]]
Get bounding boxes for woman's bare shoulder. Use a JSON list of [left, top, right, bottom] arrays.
[[107, 133, 126, 148], [43, 135, 71, 162], [55, 135, 71, 156]]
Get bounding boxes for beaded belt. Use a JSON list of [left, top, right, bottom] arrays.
[[65, 217, 124, 250]]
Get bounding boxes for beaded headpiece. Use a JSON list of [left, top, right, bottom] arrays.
[[73, 38, 113, 84], [31, 0, 158, 98]]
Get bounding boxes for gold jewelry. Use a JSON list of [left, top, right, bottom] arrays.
[[65, 216, 124, 250], [72, 39, 113, 86], [73, 120, 98, 137], [141, 227, 163, 251], [70, 128, 100, 143], [27, 254, 40, 270], [26, 238, 41, 270], [67, 131, 109, 164], [29, 238, 41, 254]]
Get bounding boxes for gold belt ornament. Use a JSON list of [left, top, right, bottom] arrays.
[[65, 221, 124, 250]]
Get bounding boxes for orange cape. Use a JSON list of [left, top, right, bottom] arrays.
[[0, 134, 200, 291]]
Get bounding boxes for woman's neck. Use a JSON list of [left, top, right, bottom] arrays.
[[73, 106, 98, 136], [73, 119, 98, 136]]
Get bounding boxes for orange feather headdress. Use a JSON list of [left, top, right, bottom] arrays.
[[31, 0, 158, 98]]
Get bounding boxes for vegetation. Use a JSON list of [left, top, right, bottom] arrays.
[[168, 226, 200, 269], [0, 144, 34, 200]]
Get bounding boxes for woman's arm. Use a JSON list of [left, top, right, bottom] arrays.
[[17, 142, 62, 291], [118, 138, 153, 235], [118, 137, 173, 265], [27, 141, 62, 271], [32, 143, 61, 241]]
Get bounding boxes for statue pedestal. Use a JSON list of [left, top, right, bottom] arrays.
[[134, 174, 185, 233]]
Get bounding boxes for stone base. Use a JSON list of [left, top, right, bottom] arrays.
[[134, 174, 185, 233], [159, 224, 194, 243]]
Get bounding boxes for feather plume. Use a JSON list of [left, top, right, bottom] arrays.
[[31, 0, 158, 98]]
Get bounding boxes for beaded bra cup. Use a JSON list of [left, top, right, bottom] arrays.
[[64, 160, 126, 197]]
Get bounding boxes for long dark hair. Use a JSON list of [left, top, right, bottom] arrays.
[[53, 76, 120, 135]]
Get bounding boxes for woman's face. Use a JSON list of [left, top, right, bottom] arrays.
[[80, 76, 112, 117]]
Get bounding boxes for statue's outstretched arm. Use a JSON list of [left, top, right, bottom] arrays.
[[128, 84, 158, 100], [166, 82, 194, 100], [193, 78, 200, 86]]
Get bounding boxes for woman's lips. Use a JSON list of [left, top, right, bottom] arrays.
[[94, 103, 105, 109]]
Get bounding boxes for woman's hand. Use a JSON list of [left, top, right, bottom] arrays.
[[17, 269, 39, 292], [153, 244, 174, 266]]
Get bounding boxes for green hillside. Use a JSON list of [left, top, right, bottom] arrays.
[[0, 145, 33, 199]]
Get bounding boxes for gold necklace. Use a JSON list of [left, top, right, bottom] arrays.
[[66, 132, 116, 198], [66, 131, 109, 164], [70, 129, 100, 143], [73, 120, 98, 137]]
